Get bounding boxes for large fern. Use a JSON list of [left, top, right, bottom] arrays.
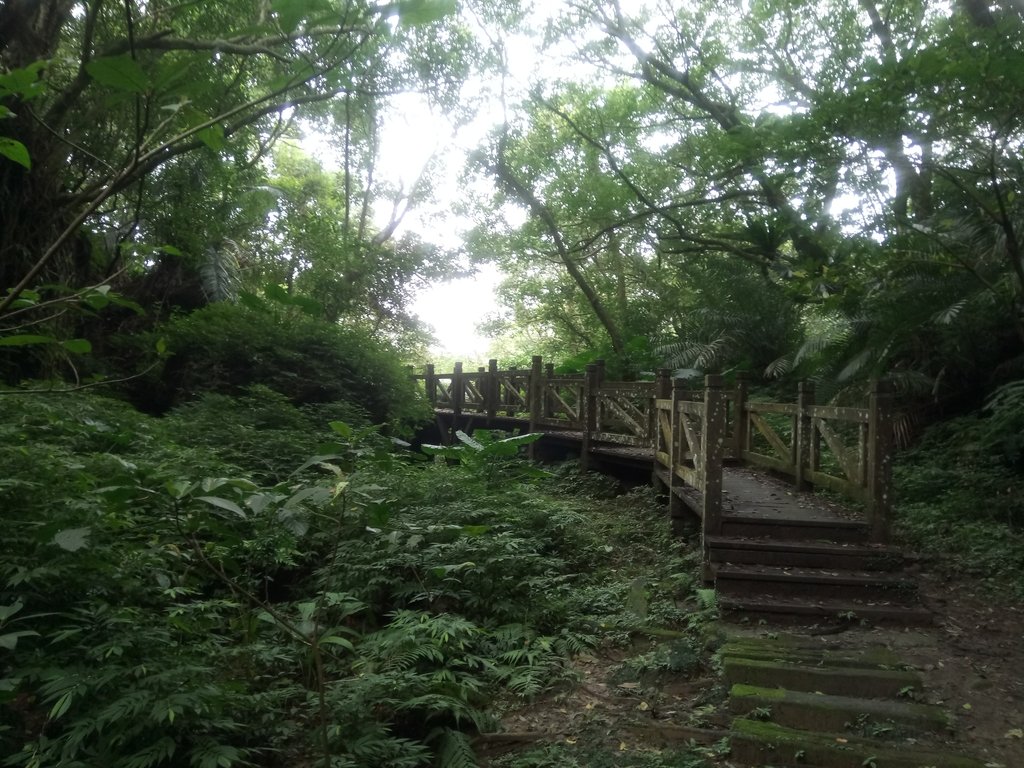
[[199, 239, 242, 303]]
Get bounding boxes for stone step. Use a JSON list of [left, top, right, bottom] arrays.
[[719, 594, 932, 626], [730, 683, 954, 734], [714, 563, 917, 600], [706, 534, 904, 571], [718, 639, 905, 670], [720, 514, 870, 543], [722, 656, 923, 699], [730, 718, 988, 768]]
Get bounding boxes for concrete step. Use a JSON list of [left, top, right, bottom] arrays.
[[706, 535, 904, 571], [720, 514, 869, 543], [730, 718, 988, 768], [722, 656, 923, 699], [719, 594, 932, 626], [714, 563, 917, 600], [730, 683, 954, 734]]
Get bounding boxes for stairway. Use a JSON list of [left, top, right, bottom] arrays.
[[708, 507, 931, 626], [723, 636, 987, 768]]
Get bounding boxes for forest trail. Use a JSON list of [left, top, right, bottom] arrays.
[[477, 566, 1024, 768]]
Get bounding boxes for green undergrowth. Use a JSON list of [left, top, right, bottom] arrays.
[[893, 382, 1024, 595], [0, 393, 714, 768], [489, 742, 723, 768]]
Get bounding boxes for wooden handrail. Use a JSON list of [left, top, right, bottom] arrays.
[[418, 358, 895, 544]]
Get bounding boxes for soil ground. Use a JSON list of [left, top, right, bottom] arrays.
[[477, 563, 1024, 768]]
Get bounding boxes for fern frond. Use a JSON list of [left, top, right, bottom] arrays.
[[436, 728, 478, 768], [199, 240, 242, 303]]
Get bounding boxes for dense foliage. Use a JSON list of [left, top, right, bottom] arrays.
[[468, 0, 1024, 407], [0, 391, 713, 767], [2, 2, 1024, 765]]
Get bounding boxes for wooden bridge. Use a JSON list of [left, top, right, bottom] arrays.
[[414, 357, 929, 625]]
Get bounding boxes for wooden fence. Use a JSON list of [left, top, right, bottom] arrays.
[[414, 358, 893, 543]]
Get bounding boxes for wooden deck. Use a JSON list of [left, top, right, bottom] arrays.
[[425, 360, 923, 625]]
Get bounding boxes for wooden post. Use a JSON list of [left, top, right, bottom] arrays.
[[651, 367, 671, 450], [527, 355, 543, 459], [544, 362, 555, 419], [593, 359, 606, 434], [795, 380, 815, 491], [451, 362, 464, 439], [867, 379, 894, 543], [580, 363, 599, 471], [700, 375, 726, 558], [668, 376, 687, 520], [650, 369, 672, 494], [655, 368, 672, 400], [486, 358, 498, 420], [732, 372, 749, 462], [424, 363, 437, 406], [505, 365, 517, 417]]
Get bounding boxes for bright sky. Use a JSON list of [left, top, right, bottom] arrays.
[[299, 2, 663, 358]]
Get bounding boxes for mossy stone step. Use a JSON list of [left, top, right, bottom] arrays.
[[730, 683, 953, 734], [720, 640, 905, 670], [731, 718, 988, 768], [723, 656, 922, 699]]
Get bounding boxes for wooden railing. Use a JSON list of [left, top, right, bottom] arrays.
[[414, 358, 894, 543]]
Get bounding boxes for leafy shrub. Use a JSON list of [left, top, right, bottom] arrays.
[[894, 403, 1024, 594], [0, 388, 713, 767], [129, 302, 430, 429]]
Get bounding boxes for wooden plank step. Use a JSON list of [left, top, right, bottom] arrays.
[[730, 683, 954, 734], [731, 719, 987, 768], [719, 594, 932, 626], [714, 563, 917, 600], [720, 514, 869, 543], [706, 535, 903, 570], [722, 656, 923, 699]]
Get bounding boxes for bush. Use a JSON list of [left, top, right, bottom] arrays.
[[127, 302, 430, 429], [894, 404, 1024, 594]]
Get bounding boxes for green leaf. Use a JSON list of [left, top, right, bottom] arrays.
[[61, 338, 92, 354], [318, 633, 355, 651], [155, 337, 168, 355], [0, 334, 55, 347], [0, 601, 24, 621], [290, 294, 323, 316], [0, 630, 39, 650], [0, 138, 31, 169], [0, 61, 47, 100], [460, 525, 491, 537], [272, 0, 332, 32], [397, 0, 457, 27], [86, 55, 150, 92], [197, 496, 246, 518], [49, 690, 75, 721], [53, 527, 91, 552], [160, 244, 183, 256], [166, 479, 197, 499], [329, 421, 353, 438], [197, 122, 225, 151], [455, 430, 484, 451], [238, 291, 270, 313], [264, 283, 291, 304]]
